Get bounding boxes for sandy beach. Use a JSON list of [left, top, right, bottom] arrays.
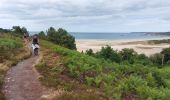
[[76, 38, 170, 56]]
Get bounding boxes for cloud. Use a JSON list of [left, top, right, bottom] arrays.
[[0, 0, 170, 32]]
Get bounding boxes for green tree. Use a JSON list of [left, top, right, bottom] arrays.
[[12, 26, 23, 35], [85, 49, 95, 56], [137, 54, 151, 65], [138, 54, 148, 60], [47, 27, 76, 50], [150, 53, 162, 65], [38, 31, 46, 39], [47, 27, 56, 41], [120, 48, 137, 61], [161, 47, 170, 64], [21, 27, 29, 36], [0, 28, 11, 33], [12, 26, 29, 37], [96, 45, 121, 63]]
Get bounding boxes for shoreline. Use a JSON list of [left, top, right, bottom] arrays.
[[76, 37, 170, 43], [76, 37, 170, 56]]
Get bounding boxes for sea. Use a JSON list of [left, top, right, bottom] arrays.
[[30, 32, 170, 40]]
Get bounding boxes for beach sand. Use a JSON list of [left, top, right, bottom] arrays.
[[76, 38, 170, 56]]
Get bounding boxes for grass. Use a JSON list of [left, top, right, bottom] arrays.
[[0, 33, 31, 99], [36, 40, 170, 100]]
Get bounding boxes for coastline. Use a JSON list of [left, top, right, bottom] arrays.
[[76, 37, 170, 56], [76, 36, 170, 43]]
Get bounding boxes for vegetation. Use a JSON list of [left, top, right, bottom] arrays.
[[46, 27, 76, 50], [0, 28, 11, 33], [161, 48, 170, 64], [12, 26, 29, 36], [1, 26, 170, 100], [38, 27, 76, 50], [38, 31, 46, 40], [86, 46, 151, 66], [95, 45, 121, 63], [0, 26, 29, 38], [35, 39, 170, 100]]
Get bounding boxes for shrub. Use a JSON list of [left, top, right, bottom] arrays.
[[96, 45, 121, 63]]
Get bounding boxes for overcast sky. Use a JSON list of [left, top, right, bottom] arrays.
[[0, 0, 170, 32]]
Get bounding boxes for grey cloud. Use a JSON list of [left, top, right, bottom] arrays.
[[0, 0, 170, 31]]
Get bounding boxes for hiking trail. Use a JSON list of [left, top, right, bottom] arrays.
[[2, 40, 58, 100], [2, 55, 48, 100]]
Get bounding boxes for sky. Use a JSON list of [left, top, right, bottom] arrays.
[[0, 0, 170, 32]]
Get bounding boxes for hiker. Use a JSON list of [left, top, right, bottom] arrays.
[[32, 34, 39, 45], [32, 34, 40, 56], [23, 33, 27, 39]]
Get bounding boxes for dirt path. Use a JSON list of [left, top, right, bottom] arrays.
[[2, 55, 49, 100]]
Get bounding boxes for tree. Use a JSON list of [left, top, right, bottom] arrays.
[[161, 47, 170, 64], [21, 27, 29, 36], [47, 27, 76, 50], [119, 48, 137, 64], [0, 28, 11, 33], [96, 45, 121, 63], [12, 26, 29, 37], [150, 53, 162, 65], [137, 54, 151, 65], [12, 26, 23, 35], [85, 49, 95, 56], [138, 54, 148, 60], [38, 31, 46, 39], [47, 27, 56, 41], [120, 48, 137, 60]]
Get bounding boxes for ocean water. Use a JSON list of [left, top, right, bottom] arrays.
[[30, 32, 170, 40], [70, 32, 169, 40]]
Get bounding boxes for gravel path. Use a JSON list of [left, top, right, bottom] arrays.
[[2, 56, 48, 100]]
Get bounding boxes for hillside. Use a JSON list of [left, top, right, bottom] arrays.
[[35, 40, 170, 100], [0, 28, 170, 100]]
